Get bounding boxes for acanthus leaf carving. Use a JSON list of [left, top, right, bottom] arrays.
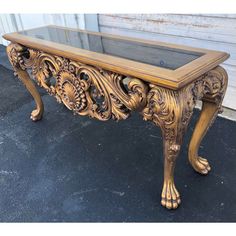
[[6, 42, 229, 210], [7, 43, 148, 121], [142, 66, 227, 162]]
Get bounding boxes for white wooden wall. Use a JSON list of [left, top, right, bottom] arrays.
[[0, 14, 86, 45], [98, 14, 236, 110]]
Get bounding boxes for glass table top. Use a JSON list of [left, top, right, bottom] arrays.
[[19, 26, 204, 70]]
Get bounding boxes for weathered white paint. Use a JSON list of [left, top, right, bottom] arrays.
[[98, 14, 236, 110], [0, 14, 86, 45], [0, 14, 16, 45]]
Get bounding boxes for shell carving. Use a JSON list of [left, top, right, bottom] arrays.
[[56, 71, 88, 112], [7, 43, 147, 121]]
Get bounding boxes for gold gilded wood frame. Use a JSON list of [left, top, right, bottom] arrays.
[[3, 26, 229, 209], [4, 25, 229, 89]]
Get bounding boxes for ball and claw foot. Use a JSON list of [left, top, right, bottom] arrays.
[[30, 109, 43, 121], [190, 156, 211, 175], [161, 181, 181, 209]]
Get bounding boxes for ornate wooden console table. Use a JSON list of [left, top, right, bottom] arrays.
[[3, 25, 229, 209]]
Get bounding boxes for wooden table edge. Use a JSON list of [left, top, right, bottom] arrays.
[[3, 27, 230, 90]]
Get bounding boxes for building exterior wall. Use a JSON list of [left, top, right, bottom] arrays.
[[0, 14, 86, 45]]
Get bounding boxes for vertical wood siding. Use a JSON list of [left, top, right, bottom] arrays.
[[98, 14, 236, 110], [0, 14, 85, 45]]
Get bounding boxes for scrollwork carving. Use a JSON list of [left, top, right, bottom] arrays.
[[193, 66, 228, 109], [142, 66, 227, 154], [141, 66, 227, 209], [6, 43, 27, 71], [7, 43, 147, 121], [142, 83, 195, 161], [7, 42, 228, 210]]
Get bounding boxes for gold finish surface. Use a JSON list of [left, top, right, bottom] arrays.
[[7, 43, 147, 121], [6, 41, 229, 210], [142, 66, 228, 209], [3, 25, 229, 90], [6, 43, 44, 121], [188, 67, 228, 175]]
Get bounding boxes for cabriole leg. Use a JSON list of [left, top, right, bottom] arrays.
[[15, 68, 44, 121], [161, 136, 182, 209], [142, 84, 195, 209], [188, 66, 228, 174], [6, 43, 44, 121]]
